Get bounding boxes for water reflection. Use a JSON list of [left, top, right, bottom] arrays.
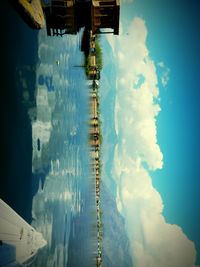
[[24, 29, 95, 267]]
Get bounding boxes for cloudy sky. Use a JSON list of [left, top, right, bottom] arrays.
[[102, 0, 200, 266]]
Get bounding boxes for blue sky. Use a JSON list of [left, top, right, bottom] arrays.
[[101, 0, 200, 266], [128, 0, 200, 263]]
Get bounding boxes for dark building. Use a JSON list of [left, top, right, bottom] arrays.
[[91, 0, 120, 35], [44, 0, 77, 36], [43, 0, 120, 36]]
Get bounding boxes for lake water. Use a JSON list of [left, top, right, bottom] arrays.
[[0, 3, 134, 267], [0, 2, 96, 265], [27, 30, 96, 267]]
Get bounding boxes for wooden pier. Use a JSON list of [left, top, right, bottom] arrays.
[[43, 0, 120, 36]]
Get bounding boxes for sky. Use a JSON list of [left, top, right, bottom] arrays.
[[102, 0, 200, 266]]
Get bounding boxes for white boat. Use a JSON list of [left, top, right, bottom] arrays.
[[0, 199, 47, 266]]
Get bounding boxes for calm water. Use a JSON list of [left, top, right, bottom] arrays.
[[0, 2, 96, 264], [1, 3, 133, 267], [26, 30, 95, 267]]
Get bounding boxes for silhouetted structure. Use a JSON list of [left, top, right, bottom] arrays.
[[43, 0, 120, 36], [91, 0, 119, 35]]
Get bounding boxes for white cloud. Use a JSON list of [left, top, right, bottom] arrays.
[[161, 68, 170, 87], [107, 17, 198, 267], [158, 61, 170, 87], [113, 151, 197, 267], [158, 61, 165, 68]]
